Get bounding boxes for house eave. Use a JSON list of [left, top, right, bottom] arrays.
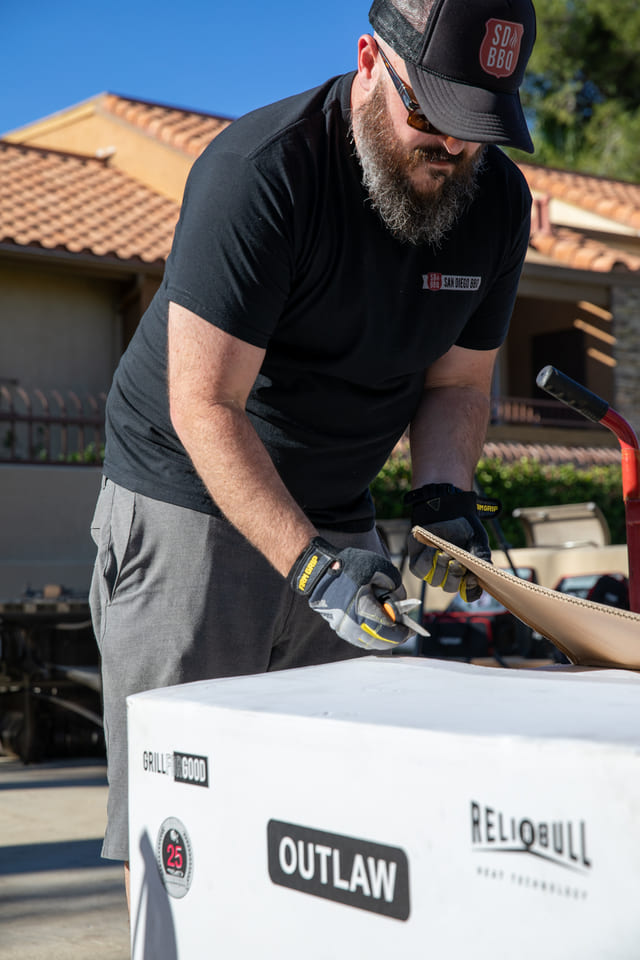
[[0, 241, 165, 279]]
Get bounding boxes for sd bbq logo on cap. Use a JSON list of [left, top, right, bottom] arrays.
[[479, 19, 524, 79]]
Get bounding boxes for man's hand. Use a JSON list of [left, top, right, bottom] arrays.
[[289, 537, 424, 650], [406, 484, 500, 602]]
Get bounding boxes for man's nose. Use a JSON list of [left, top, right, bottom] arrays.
[[439, 135, 467, 155]]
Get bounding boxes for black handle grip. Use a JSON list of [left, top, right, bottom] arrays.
[[536, 365, 609, 424]]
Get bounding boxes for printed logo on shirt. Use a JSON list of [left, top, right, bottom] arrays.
[[423, 273, 482, 292], [479, 19, 525, 79], [267, 820, 410, 920]]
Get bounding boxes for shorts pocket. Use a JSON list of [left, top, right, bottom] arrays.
[[97, 483, 136, 605]]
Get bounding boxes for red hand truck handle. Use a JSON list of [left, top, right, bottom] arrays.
[[537, 365, 639, 450], [536, 365, 640, 613]]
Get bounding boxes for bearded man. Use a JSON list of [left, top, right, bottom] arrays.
[[89, 0, 536, 897]]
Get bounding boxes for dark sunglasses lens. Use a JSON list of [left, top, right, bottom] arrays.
[[407, 111, 438, 135], [407, 111, 430, 133]]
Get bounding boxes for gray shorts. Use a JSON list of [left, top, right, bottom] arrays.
[[89, 478, 386, 861]]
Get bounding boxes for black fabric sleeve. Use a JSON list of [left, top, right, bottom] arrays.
[[165, 148, 295, 348]]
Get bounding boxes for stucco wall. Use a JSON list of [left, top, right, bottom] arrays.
[[0, 260, 121, 395], [0, 464, 102, 598]]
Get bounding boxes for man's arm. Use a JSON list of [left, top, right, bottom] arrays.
[[167, 301, 316, 577], [405, 343, 500, 601], [409, 343, 499, 487], [168, 301, 419, 649]]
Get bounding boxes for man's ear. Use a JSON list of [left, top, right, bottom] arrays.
[[356, 34, 378, 90]]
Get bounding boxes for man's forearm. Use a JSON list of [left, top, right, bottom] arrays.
[[168, 303, 316, 577], [409, 385, 490, 490], [173, 400, 316, 578]]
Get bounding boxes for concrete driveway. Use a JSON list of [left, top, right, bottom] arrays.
[[0, 756, 130, 960]]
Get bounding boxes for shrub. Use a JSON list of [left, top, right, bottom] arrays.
[[56, 442, 105, 465], [370, 447, 625, 547], [475, 458, 625, 548], [369, 437, 412, 519]]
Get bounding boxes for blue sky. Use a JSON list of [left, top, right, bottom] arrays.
[[0, 1, 371, 135]]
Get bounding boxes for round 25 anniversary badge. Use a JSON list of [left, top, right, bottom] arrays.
[[156, 816, 194, 898]]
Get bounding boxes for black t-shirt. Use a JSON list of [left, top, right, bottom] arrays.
[[104, 73, 531, 531]]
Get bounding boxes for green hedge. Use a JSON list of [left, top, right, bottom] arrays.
[[370, 444, 626, 548]]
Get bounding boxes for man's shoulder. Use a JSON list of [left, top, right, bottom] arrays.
[[198, 73, 353, 165], [482, 145, 530, 195]]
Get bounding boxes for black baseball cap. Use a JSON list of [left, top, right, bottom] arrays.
[[369, 0, 536, 152]]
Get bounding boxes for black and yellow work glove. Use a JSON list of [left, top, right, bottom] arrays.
[[289, 537, 427, 651], [406, 484, 501, 603]]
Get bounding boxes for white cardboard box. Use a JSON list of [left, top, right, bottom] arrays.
[[128, 657, 640, 959]]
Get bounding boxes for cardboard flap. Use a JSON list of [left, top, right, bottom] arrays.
[[413, 526, 640, 671]]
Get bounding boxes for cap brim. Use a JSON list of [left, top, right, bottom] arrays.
[[407, 63, 534, 154]]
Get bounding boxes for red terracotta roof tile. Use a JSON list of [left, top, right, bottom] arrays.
[[0, 141, 179, 264], [529, 224, 640, 273], [482, 442, 621, 467], [520, 163, 640, 231], [101, 94, 231, 158], [4, 100, 640, 280], [391, 435, 619, 469], [521, 164, 640, 272]]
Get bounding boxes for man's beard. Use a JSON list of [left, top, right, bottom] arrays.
[[351, 81, 486, 246]]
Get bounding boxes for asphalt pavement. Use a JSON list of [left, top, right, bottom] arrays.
[[0, 756, 130, 960]]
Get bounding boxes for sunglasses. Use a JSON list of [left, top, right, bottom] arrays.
[[376, 43, 449, 137]]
